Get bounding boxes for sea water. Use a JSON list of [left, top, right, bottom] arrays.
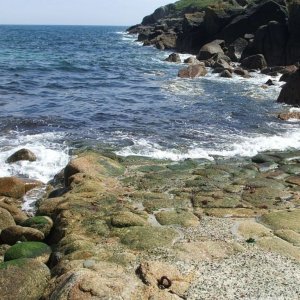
[[0, 25, 299, 185]]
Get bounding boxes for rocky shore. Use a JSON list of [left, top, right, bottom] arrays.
[[128, 0, 300, 107], [1, 148, 300, 299]]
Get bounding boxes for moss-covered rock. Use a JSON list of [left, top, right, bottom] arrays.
[[115, 226, 179, 250], [4, 242, 52, 264], [0, 225, 44, 245], [0, 258, 50, 300], [22, 216, 53, 236], [110, 211, 148, 227], [64, 152, 125, 186], [0, 207, 15, 231], [155, 210, 199, 227]]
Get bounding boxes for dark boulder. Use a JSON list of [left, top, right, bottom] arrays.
[[286, 2, 300, 64], [241, 54, 267, 70], [6, 148, 37, 163], [176, 12, 206, 54], [178, 64, 207, 78], [277, 68, 300, 106], [220, 70, 233, 78], [265, 79, 275, 86], [219, 0, 288, 44], [250, 21, 288, 66], [212, 58, 232, 71], [154, 33, 177, 50], [165, 53, 181, 63], [227, 38, 248, 62]]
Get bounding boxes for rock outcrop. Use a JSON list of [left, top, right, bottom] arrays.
[[277, 68, 300, 106], [128, 0, 300, 67]]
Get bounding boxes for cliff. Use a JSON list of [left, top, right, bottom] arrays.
[[128, 0, 300, 67]]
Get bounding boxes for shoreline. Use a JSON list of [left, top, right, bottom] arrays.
[[1, 148, 300, 298]]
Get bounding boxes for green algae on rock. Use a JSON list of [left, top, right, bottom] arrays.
[[22, 216, 53, 236], [4, 241, 52, 264]]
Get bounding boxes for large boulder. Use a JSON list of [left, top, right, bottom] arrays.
[[154, 33, 177, 50], [286, 3, 300, 65], [178, 64, 208, 78], [250, 21, 288, 66], [219, 0, 288, 44], [0, 225, 45, 245], [197, 40, 224, 60], [277, 68, 300, 106], [4, 242, 51, 264], [241, 54, 267, 70], [0, 207, 16, 231], [6, 148, 37, 163], [64, 153, 124, 187], [0, 258, 50, 300]]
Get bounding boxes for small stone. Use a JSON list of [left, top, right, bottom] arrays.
[[83, 259, 96, 268]]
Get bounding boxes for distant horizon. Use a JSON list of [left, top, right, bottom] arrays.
[[0, 0, 175, 26]]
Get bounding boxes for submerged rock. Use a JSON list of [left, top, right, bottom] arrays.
[[165, 52, 181, 63], [6, 148, 37, 163]]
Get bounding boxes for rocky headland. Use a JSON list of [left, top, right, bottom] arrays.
[[128, 0, 300, 107]]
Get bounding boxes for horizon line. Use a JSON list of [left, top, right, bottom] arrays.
[[0, 23, 135, 27]]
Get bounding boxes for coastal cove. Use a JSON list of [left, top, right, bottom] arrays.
[[1, 9, 300, 300], [0, 24, 299, 176]]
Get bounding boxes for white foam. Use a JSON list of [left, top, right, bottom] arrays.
[[116, 128, 300, 161], [0, 132, 70, 183]]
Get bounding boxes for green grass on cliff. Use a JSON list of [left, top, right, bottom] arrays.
[[175, 0, 222, 10]]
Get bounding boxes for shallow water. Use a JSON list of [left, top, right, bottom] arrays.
[[0, 25, 299, 183]]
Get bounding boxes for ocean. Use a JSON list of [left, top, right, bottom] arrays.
[[0, 25, 299, 184]]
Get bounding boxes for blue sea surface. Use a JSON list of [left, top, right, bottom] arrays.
[[0, 25, 299, 182]]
